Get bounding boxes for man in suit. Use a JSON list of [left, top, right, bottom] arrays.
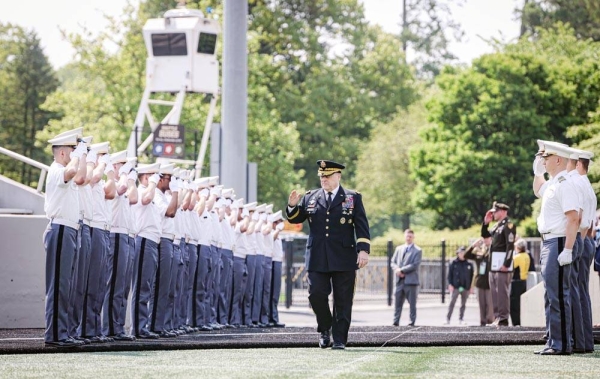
[[390, 229, 422, 326], [287, 160, 370, 350]]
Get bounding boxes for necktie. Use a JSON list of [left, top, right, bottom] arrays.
[[327, 192, 332, 209]]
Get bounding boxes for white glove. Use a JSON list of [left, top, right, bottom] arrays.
[[70, 142, 87, 159], [209, 186, 221, 197], [189, 182, 198, 191], [148, 173, 160, 185], [557, 248, 573, 266], [533, 156, 546, 176], [199, 188, 209, 198], [276, 223, 284, 231], [251, 212, 260, 221], [216, 198, 226, 208], [86, 150, 97, 164], [104, 163, 115, 175], [119, 161, 133, 176], [242, 208, 250, 218], [99, 154, 111, 166], [181, 180, 189, 190], [169, 178, 179, 193], [260, 213, 268, 221], [127, 170, 137, 182]]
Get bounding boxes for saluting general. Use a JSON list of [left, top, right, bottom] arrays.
[[286, 160, 370, 350]]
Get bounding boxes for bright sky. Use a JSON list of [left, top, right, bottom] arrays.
[[1, 0, 522, 69]]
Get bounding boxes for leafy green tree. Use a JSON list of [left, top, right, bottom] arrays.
[[0, 23, 58, 186]]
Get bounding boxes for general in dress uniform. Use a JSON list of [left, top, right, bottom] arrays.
[[286, 160, 370, 350]]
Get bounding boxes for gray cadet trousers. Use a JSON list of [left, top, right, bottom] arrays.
[[102, 232, 131, 336], [70, 223, 91, 338], [243, 255, 257, 326], [270, 261, 283, 324], [191, 244, 210, 327], [218, 248, 234, 325], [120, 236, 135, 332], [208, 245, 221, 324], [150, 238, 174, 333], [44, 223, 78, 343], [229, 256, 247, 325], [580, 237, 595, 351], [164, 241, 181, 330], [175, 239, 188, 328], [541, 237, 572, 353], [260, 256, 273, 324], [81, 227, 109, 338], [570, 234, 584, 350], [185, 243, 198, 326], [393, 281, 418, 325], [252, 254, 265, 323], [130, 237, 158, 335]]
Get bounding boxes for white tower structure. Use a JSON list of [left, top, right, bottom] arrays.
[[127, 3, 221, 177]]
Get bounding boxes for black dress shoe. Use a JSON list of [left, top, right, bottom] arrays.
[[112, 333, 136, 341], [73, 336, 91, 344], [540, 348, 572, 355], [497, 319, 509, 327], [319, 331, 331, 349], [158, 330, 178, 338], [534, 347, 550, 355], [270, 322, 285, 328], [407, 323, 415, 327], [585, 349, 594, 354], [199, 325, 213, 331], [332, 342, 346, 350], [88, 336, 105, 343], [45, 338, 84, 348], [392, 322, 399, 326], [136, 331, 159, 339]]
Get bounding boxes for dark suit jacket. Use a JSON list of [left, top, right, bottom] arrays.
[[286, 186, 370, 272], [390, 244, 422, 286]]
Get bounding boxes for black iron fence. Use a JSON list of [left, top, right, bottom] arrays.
[[282, 236, 542, 307]]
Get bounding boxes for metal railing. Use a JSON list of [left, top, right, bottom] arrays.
[[0, 146, 49, 193]]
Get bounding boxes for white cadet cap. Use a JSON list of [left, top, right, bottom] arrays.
[[91, 142, 110, 154], [208, 176, 219, 186], [173, 167, 181, 178], [137, 163, 161, 174], [266, 204, 273, 214], [48, 127, 83, 145], [127, 156, 137, 164], [231, 198, 244, 209], [110, 150, 127, 164], [579, 150, 594, 160], [81, 136, 93, 146], [256, 203, 267, 213], [222, 188, 234, 199], [243, 201, 258, 211], [268, 210, 282, 223], [193, 177, 210, 188], [179, 169, 189, 180], [541, 141, 571, 159], [159, 163, 176, 175]]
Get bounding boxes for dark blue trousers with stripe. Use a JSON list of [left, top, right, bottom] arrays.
[[229, 256, 247, 325], [540, 237, 572, 353], [44, 223, 77, 343], [70, 223, 91, 338], [176, 239, 188, 328], [164, 242, 181, 330], [243, 255, 257, 326], [120, 236, 135, 332], [270, 261, 283, 324], [185, 243, 198, 326], [208, 245, 221, 324], [194, 244, 211, 326], [260, 257, 273, 324], [251, 254, 265, 323], [81, 227, 109, 338], [570, 234, 584, 350], [149, 238, 173, 333], [130, 237, 158, 335], [218, 248, 234, 325], [581, 237, 595, 351], [102, 233, 131, 336]]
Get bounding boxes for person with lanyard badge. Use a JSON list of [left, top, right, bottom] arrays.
[[532, 140, 580, 355], [148, 163, 179, 338], [44, 128, 88, 348], [68, 133, 94, 344], [81, 141, 116, 343], [481, 201, 516, 327], [173, 169, 193, 334], [567, 147, 596, 353], [230, 198, 249, 327], [205, 180, 223, 329], [189, 177, 212, 331], [242, 202, 259, 327], [251, 203, 268, 327], [287, 160, 371, 350], [216, 189, 235, 327], [258, 204, 275, 327], [391, 229, 422, 327], [269, 211, 286, 328], [130, 162, 162, 339], [563, 147, 587, 352], [102, 150, 138, 341]]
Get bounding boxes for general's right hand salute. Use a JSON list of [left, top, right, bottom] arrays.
[[288, 189, 302, 208]]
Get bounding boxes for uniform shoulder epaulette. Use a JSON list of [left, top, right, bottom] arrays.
[[558, 176, 566, 183], [345, 189, 360, 195], [305, 190, 313, 195]]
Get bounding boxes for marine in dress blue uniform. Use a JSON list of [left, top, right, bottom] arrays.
[[286, 160, 370, 350]]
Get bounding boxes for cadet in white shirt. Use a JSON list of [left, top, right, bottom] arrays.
[[258, 205, 275, 326], [230, 199, 249, 327], [130, 163, 162, 339], [270, 211, 286, 327], [207, 181, 223, 328], [251, 204, 268, 326], [82, 142, 116, 343], [172, 169, 192, 333], [44, 129, 88, 347], [150, 164, 179, 338], [533, 141, 580, 355], [102, 151, 138, 341], [242, 202, 259, 327], [217, 190, 236, 327]]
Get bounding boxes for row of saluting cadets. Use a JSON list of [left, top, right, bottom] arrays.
[[43, 127, 285, 347]]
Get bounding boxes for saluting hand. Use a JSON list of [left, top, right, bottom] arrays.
[[288, 190, 302, 207]]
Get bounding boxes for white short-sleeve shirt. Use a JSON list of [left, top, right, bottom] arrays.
[[45, 161, 80, 224], [537, 170, 581, 235]]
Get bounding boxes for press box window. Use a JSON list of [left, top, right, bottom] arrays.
[[197, 32, 217, 55], [151, 33, 188, 56]]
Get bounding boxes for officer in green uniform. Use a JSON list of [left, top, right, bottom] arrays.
[[286, 160, 370, 350]]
